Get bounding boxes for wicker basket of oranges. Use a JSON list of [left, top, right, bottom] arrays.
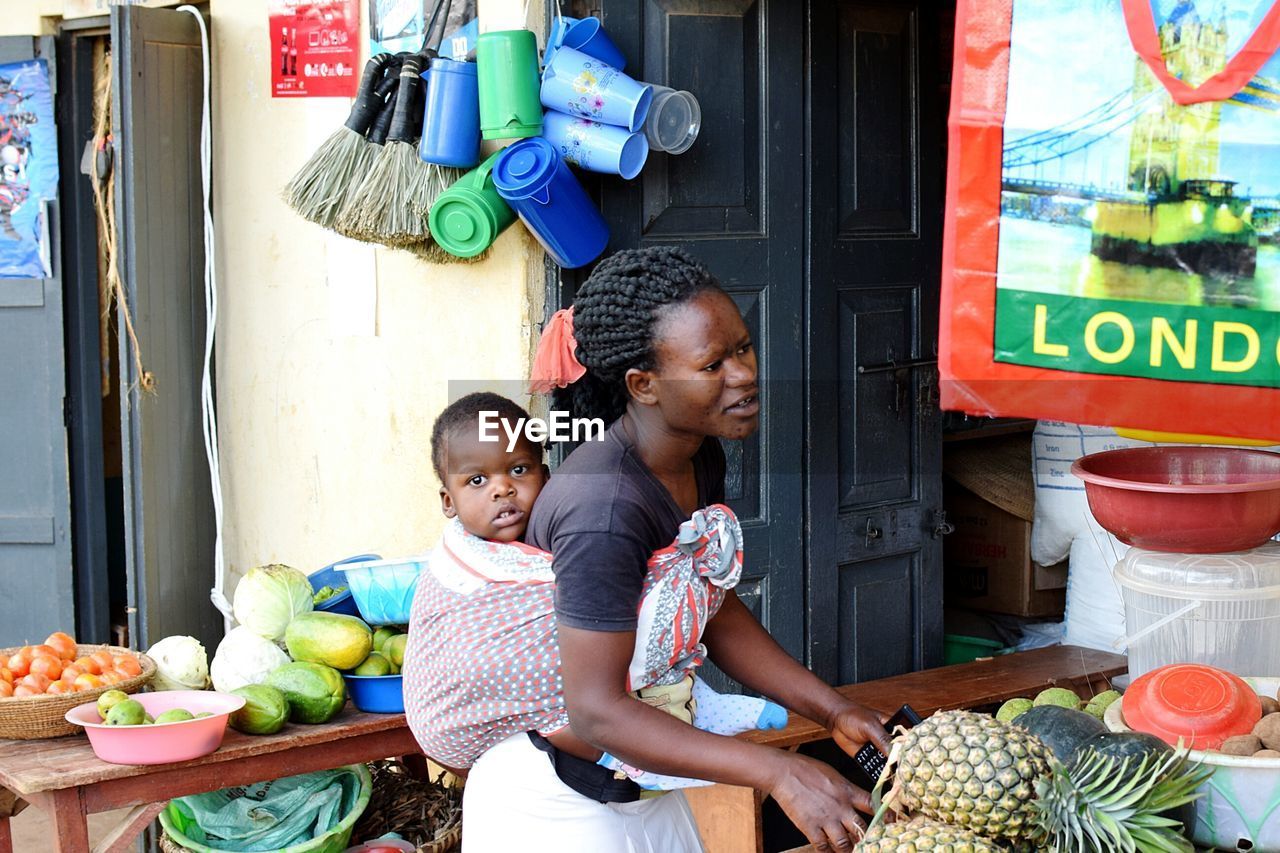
[[0, 633, 156, 739]]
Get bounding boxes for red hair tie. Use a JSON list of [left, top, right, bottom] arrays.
[[529, 307, 587, 393]]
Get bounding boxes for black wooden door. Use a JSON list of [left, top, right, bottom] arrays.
[[806, 0, 945, 683], [584, 0, 943, 680]]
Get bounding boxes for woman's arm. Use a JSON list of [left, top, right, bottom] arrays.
[[701, 592, 893, 760], [560, 624, 875, 852]]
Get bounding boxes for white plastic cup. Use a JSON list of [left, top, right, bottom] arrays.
[[540, 46, 652, 132], [542, 110, 649, 179], [643, 85, 701, 155]]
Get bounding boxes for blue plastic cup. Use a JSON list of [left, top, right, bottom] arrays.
[[493, 137, 609, 269], [418, 58, 481, 168], [561, 16, 627, 71], [542, 110, 648, 179], [541, 46, 652, 133]]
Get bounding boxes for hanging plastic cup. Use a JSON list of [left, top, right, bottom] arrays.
[[542, 111, 648, 179], [419, 58, 481, 168], [541, 47, 652, 133], [477, 30, 543, 140], [559, 16, 626, 71], [643, 85, 701, 155], [493, 137, 609, 269], [429, 150, 518, 259]]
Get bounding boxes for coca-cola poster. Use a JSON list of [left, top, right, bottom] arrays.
[[270, 0, 360, 98]]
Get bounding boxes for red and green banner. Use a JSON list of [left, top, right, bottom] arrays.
[[941, 0, 1280, 439]]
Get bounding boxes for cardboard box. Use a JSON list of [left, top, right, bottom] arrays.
[[944, 483, 1067, 618]]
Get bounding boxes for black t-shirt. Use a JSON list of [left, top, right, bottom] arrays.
[[526, 418, 726, 632]]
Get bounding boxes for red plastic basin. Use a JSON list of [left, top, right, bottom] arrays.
[[1121, 663, 1261, 751], [1071, 447, 1280, 553]]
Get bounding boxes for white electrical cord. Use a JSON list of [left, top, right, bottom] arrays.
[[177, 6, 232, 632]]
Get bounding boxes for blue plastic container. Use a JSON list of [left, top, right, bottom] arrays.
[[492, 137, 609, 269], [309, 554, 380, 618], [337, 557, 426, 625], [343, 674, 405, 714], [419, 58, 481, 168]]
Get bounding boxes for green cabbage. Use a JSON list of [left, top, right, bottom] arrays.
[[146, 635, 210, 691], [210, 626, 292, 693], [233, 563, 314, 641]]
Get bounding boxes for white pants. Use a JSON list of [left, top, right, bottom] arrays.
[[461, 733, 706, 853]]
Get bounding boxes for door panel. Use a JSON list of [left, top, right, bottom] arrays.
[[589, 0, 807, 673], [112, 6, 221, 652], [807, 0, 944, 685], [0, 36, 74, 647]]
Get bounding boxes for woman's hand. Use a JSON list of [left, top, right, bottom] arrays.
[[766, 752, 872, 851], [828, 700, 893, 760]]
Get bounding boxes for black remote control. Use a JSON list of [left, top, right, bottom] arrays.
[[852, 704, 923, 785]]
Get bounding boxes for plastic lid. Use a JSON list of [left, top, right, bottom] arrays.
[[644, 88, 700, 154], [1114, 542, 1280, 600], [1121, 663, 1262, 750], [430, 190, 497, 258], [492, 137, 558, 200]]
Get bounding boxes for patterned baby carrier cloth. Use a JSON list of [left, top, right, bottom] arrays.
[[402, 504, 744, 770]]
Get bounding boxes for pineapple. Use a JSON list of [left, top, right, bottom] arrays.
[[856, 816, 1005, 851], [877, 710, 1207, 852]]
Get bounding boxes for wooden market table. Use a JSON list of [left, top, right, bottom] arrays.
[[0, 709, 419, 853], [0, 645, 1125, 853]]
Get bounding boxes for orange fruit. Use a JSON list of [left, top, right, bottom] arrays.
[[44, 680, 71, 695], [112, 656, 142, 678], [74, 656, 101, 676], [90, 650, 115, 671], [29, 656, 62, 681], [0, 681, 12, 698], [30, 644, 59, 661], [73, 673, 103, 691], [19, 673, 51, 693], [6, 654, 30, 678], [44, 632, 77, 661], [13, 684, 37, 698], [0, 668, 12, 685]]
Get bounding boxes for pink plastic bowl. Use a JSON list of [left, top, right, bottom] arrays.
[[64, 689, 245, 765], [1072, 447, 1280, 553]]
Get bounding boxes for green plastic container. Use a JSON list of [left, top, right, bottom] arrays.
[[943, 633, 1006, 665], [476, 30, 543, 140], [157, 763, 372, 853], [429, 150, 517, 258]]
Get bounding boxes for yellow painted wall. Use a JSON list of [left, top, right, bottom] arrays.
[[3, 0, 545, 587]]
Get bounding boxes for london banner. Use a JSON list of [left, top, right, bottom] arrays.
[[940, 0, 1280, 439]]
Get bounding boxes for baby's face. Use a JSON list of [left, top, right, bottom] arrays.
[[439, 426, 546, 542]]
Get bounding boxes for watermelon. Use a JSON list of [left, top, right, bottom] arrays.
[[1071, 730, 1171, 771], [1013, 705, 1107, 761]]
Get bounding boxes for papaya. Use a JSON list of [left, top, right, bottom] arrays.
[[284, 611, 373, 671], [266, 661, 346, 724], [230, 684, 290, 735]]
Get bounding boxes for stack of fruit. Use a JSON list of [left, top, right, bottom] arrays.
[[1, 632, 144, 698], [95, 690, 209, 726]]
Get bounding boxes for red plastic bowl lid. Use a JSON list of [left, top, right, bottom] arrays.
[[1122, 663, 1261, 750]]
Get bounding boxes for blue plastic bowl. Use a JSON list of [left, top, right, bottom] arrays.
[[343, 674, 404, 713], [337, 557, 426, 625], [309, 554, 380, 618]]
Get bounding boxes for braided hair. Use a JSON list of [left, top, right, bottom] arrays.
[[554, 247, 723, 426]]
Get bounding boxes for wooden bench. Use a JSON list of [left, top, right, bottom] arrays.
[[685, 645, 1127, 853]]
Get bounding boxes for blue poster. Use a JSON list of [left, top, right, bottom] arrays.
[[0, 59, 57, 279]]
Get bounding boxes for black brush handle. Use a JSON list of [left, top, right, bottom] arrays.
[[386, 56, 423, 144], [343, 53, 396, 133], [368, 83, 399, 145]]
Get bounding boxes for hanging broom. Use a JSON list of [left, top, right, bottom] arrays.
[[334, 54, 432, 248], [332, 78, 400, 243], [283, 52, 398, 227]]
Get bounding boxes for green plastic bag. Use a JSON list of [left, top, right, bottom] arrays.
[[166, 767, 364, 851]]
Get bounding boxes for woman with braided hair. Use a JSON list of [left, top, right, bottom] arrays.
[[455, 247, 891, 852]]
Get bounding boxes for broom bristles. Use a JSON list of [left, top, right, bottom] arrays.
[[336, 141, 431, 246], [282, 127, 372, 228]]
